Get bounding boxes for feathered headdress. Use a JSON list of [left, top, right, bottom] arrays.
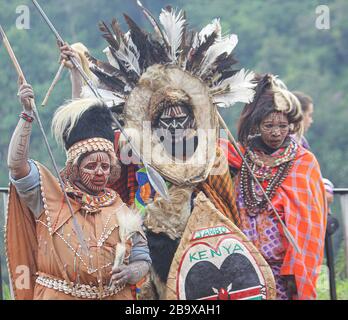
[[82, 2, 257, 185], [83, 2, 256, 109]]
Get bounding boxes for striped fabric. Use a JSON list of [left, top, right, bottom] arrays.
[[133, 147, 240, 224], [219, 139, 327, 300], [194, 147, 240, 226], [106, 131, 138, 206]]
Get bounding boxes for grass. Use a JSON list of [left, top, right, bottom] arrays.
[[317, 266, 348, 300], [1, 282, 12, 300]]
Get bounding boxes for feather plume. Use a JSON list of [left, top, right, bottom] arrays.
[[99, 21, 119, 50], [81, 86, 125, 108], [52, 99, 104, 148], [113, 36, 141, 77], [99, 19, 141, 77], [115, 45, 140, 76], [198, 34, 238, 77], [86, 51, 130, 92], [124, 14, 151, 69], [111, 18, 127, 45], [186, 31, 218, 72], [212, 69, 256, 107], [192, 18, 222, 49], [85, 51, 118, 75], [159, 7, 186, 62], [103, 47, 120, 69], [136, 0, 169, 49], [117, 206, 143, 243]]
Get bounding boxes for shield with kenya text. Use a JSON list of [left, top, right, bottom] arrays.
[[166, 192, 276, 300]]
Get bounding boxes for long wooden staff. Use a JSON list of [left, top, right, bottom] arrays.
[[41, 61, 65, 107], [31, 0, 170, 201], [0, 25, 89, 255], [218, 114, 300, 253]]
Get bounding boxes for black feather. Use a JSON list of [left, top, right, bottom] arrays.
[[109, 47, 139, 84], [215, 52, 238, 74], [85, 52, 119, 75], [99, 21, 119, 50], [123, 14, 169, 69], [186, 31, 218, 73], [65, 105, 115, 150], [123, 14, 149, 70], [111, 18, 126, 45], [89, 66, 127, 93]]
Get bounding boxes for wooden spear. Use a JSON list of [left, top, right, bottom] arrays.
[[0, 25, 89, 255]]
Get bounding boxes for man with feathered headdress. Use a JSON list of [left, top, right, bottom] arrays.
[[56, 3, 277, 300]]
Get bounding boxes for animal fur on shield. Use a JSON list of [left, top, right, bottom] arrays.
[[79, 2, 268, 300]]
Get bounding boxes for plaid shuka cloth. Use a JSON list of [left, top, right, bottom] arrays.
[[219, 139, 327, 300], [107, 131, 138, 206], [194, 147, 240, 227]]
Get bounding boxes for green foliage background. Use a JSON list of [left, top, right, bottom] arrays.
[[0, 0, 347, 299]]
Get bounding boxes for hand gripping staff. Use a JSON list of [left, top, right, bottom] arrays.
[[31, 0, 170, 201], [0, 25, 89, 255]]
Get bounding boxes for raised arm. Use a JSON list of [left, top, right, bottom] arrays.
[[59, 42, 83, 99], [7, 79, 35, 180]]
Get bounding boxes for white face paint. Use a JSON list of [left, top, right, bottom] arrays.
[[78, 152, 111, 194], [259, 112, 290, 149]]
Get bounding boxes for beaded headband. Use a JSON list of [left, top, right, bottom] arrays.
[[66, 137, 114, 163]]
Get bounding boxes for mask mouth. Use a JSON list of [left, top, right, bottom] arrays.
[[156, 127, 198, 161]]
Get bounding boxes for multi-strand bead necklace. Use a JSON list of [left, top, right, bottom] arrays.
[[240, 140, 298, 215]]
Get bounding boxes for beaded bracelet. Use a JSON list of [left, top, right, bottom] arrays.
[[20, 111, 35, 123]]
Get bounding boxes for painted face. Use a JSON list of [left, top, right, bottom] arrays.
[[78, 152, 111, 194], [156, 104, 197, 159], [259, 112, 290, 150], [157, 105, 196, 142], [303, 103, 314, 133]]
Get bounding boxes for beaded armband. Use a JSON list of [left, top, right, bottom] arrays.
[[20, 112, 35, 123]]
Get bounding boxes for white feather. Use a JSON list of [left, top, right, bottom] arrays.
[[114, 38, 141, 76], [159, 8, 186, 62], [198, 34, 238, 76], [81, 86, 125, 107], [117, 206, 144, 243], [51, 98, 103, 148], [193, 18, 221, 49], [112, 206, 143, 270], [124, 31, 140, 60], [103, 46, 120, 69], [212, 69, 256, 107]]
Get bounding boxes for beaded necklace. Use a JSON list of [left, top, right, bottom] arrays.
[[240, 140, 298, 215], [65, 181, 118, 214]]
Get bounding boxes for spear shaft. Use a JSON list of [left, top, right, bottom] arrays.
[[0, 25, 89, 255], [31, 0, 170, 201]]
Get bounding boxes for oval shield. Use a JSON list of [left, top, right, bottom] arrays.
[[166, 192, 276, 300]]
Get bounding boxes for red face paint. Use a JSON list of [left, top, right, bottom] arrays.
[[259, 112, 289, 150], [78, 152, 111, 194]]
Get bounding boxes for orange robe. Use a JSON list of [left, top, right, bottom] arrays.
[[6, 162, 136, 300], [219, 139, 327, 300]]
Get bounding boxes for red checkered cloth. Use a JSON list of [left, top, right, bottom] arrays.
[[107, 131, 138, 206], [219, 139, 328, 300]]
